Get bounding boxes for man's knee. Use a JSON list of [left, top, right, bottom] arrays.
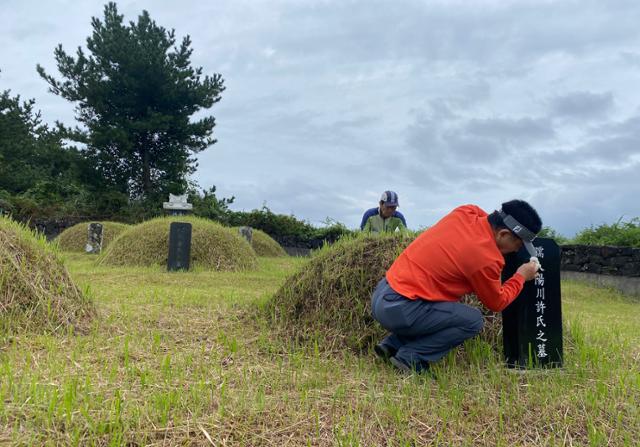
[[467, 307, 484, 334]]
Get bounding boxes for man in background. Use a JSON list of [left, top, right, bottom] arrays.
[[360, 190, 407, 233]]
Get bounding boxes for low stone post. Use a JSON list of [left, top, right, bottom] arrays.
[[238, 226, 253, 244], [85, 223, 104, 254]]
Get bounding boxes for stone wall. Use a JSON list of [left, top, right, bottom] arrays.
[[560, 244, 640, 277], [27, 217, 84, 240]]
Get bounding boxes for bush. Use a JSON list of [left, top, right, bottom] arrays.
[[573, 218, 640, 247], [228, 206, 353, 248]]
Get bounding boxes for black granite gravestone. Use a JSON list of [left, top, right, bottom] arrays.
[[167, 222, 192, 271], [502, 237, 563, 368], [86, 223, 104, 254]]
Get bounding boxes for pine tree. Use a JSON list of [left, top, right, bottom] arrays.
[[37, 2, 225, 201]]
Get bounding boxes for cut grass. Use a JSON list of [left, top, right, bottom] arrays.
[[0, 253, 637, 445]]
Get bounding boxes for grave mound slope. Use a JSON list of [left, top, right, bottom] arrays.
[[56, 221, 129, 252], [234, 227, 287, 257], [0, 216, 95, 333], [268, 232, 502, 352], [98, 216, 257, 270]]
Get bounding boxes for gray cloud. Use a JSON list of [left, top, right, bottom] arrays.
[[3, 0, 640, 236], [549, 91, 614, 120]]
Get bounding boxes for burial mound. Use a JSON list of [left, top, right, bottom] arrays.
[[0, 217, 95, 333], [98, 216, 257, 270], [56, 221, 129, 252], [268, 232, 502, 352]]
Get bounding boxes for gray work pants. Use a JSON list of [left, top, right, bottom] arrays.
[[371, 277, 483, 366]]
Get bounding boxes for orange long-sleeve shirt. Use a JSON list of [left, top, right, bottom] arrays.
[[386, 205, 525, 312]]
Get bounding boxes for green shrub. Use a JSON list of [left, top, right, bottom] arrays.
[[228, 206, 353, 247], [573, 218, 640, 247]]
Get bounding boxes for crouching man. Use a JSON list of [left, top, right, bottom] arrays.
[[371, 200, 542, 373]]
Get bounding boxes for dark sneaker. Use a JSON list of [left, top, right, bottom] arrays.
[[374, 343, 397, 361], [390, 356, 431, 375], [389, 356, 412, 373]]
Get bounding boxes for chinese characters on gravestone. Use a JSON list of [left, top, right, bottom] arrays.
[[167, 222, 192, 271], [502, 238, 563, 368]]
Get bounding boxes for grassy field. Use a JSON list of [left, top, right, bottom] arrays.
[[0, 254, 638, 446]]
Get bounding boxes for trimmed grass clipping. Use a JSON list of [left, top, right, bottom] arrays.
[[98, 216, 257, 270], [268, 232, 502, 352], [0, 216, 95, 334], [56, 221, 129, 252]]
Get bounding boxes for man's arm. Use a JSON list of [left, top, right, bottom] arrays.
[[360, 208, 376, 230], [395, 211, 407, 228], [470, 261, 539, 312]]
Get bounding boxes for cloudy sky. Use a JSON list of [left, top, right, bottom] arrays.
[[2, 0, 640, 236]]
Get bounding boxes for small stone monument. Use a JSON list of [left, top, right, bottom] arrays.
[[85, 223, 104, 254], [163, 194, 193, 216], [501, 238, 563, 368], [167, 222, 192, 271], [238, 226, 253, 244]]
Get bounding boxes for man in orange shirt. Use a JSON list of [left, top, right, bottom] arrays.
[[371, 199, 542, 373]]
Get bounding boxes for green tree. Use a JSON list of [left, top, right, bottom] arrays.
[[0, 88, 89, 217], [37, 2, 225, 201]]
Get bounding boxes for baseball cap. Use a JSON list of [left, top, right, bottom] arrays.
[[380, 190, 399, 207], [498, 210, 538, 257]]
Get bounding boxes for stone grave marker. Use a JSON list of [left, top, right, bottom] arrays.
[[167, 222, 192, 271], [163, 194, 193, 216], [238, 226, 253, 244], [85, 223, 104, 254], [501, 237, 563, 368]]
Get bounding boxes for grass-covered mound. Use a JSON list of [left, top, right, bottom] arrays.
[[233, 227, 287, 257], [268, 232, 502, 352], [0, 216, 95, 333], [56, 221, 129, 252], [98, 216, 257, 270]]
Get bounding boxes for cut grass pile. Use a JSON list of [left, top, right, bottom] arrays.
[[0, 216, 94, 334], [98, 216, 257, 270], [268, 232, 503, 352], [234, 227, 287, 257], [56, 221, 129, 252]]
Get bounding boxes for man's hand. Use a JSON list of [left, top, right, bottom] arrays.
[[516, 261, 539, 281]]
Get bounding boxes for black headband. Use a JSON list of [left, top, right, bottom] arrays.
[[498, 210, 537, 242]]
